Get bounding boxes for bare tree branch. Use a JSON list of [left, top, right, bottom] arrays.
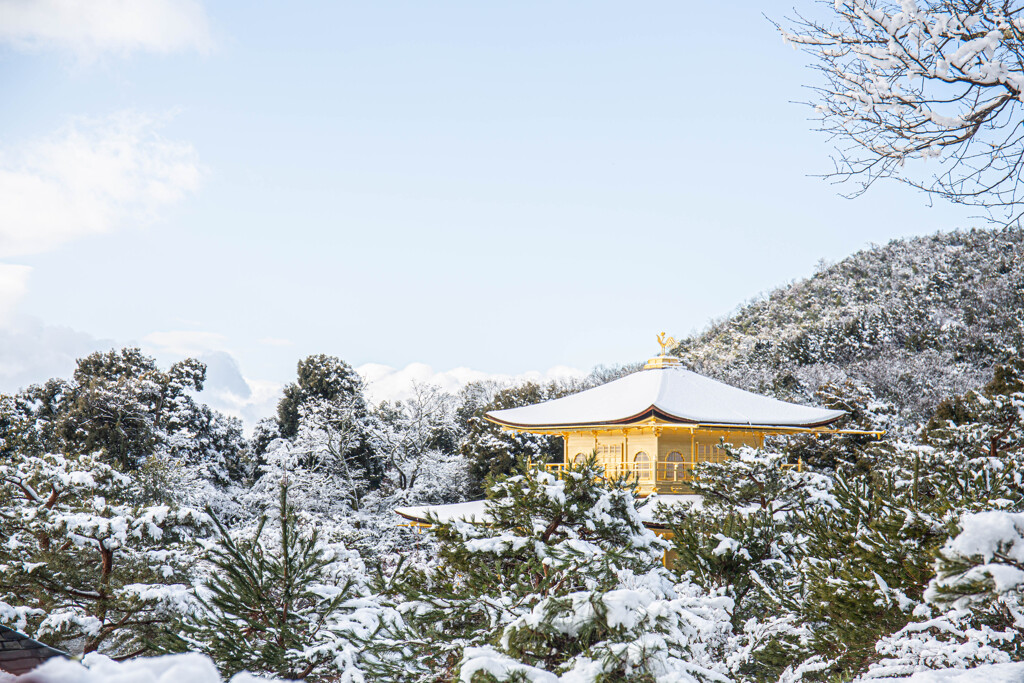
[[776, 1, 1024, 221]]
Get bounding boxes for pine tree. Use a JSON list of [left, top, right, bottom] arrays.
[[172, 481, 374, 682], [663, 446, 837, 682], [0, 447, 207, 656], [368, 455, 733, 683]]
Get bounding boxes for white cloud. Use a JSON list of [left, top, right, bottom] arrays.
[[143, 330, 227, 357], [191, 351, 282, 432], [0, 0, 212, 56], [358, 362, 586, 404], [0, 264, 31, 322], [0, 112, 203, 259], [206, 375, 282, 433], [0, 316, 111, 394], [258, 337, 294, 347]]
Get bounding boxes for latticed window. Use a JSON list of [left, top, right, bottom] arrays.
[[633, 451, 651, 479], [597, 444, 621, 458], [696, 443, 721, 462], [665, 451, 686, 480]]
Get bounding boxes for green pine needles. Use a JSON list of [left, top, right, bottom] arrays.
[[170, 481, 372, 681], [366, 455, 733, 683]]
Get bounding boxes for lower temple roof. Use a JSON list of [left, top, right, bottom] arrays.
[[0, 626, 67, 676]]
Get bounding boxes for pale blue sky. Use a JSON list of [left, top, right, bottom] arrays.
[[0, 1, 976, 422]]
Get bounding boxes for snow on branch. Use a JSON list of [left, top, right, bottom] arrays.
[[777, 1, 1024, 219]]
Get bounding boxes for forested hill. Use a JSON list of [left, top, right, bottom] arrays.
[[672, 227, 1024, 423]]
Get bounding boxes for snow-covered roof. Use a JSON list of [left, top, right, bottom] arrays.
[[486, 365, 845, 430], [395, 494, 701, 530]]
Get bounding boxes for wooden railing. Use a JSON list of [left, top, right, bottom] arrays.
[[542, 457, 803, 492], [542, 461, 695, 492]]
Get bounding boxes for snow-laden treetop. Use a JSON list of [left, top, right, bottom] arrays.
[[486, 364, 846, 430]]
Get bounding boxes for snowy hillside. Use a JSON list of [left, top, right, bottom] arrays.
[[674, 227, 1024, 422]]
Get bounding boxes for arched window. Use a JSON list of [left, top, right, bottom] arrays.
[[665, 451, 685, 481], [573, 452, 588, 466], [633, 451, 651, 479]]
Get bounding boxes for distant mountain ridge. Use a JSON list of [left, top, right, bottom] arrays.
[[672, 227, 1024, 423]]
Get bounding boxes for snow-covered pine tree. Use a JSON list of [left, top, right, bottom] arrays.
[[921, 358, 1024, 501], [367, 455, 734, 683], [0, 446, 208, 656], [923, 509, 1024, 656], [268, 354, 379, 487], [5, 348, 249, 515], [663, 445, 837, 681], [170, 481, 378, 682], [254, 396, 375, 516], [791, 445, 953, 678]]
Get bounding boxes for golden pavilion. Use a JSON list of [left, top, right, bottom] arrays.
[[483, 335, 855, 495], [395, 335, 879, 527]]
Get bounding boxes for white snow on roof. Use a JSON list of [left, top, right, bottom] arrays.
[[486, 366, 845, 429], [396, 500, 491, 525], [394, 494, 701, 528]]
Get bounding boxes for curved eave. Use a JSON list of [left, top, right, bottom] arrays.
[[395, 509, 429, 524], [485, 405, 846, 432]]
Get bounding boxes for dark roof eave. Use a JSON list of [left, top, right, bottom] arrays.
[[484, 405, 846, 431], [0, 626, 68, 676]]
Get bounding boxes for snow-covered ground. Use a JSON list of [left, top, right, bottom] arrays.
[[13, 651, 1024, 682], [861, 661, 1024, 682], [23, 652, 289, 683]]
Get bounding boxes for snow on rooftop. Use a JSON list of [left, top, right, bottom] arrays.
[[486, 365, 846, 429], [395, 494, 701, 529]]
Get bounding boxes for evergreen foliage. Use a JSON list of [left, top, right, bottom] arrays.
[[264, 354, 380, 495], [0, 447, 208, 655], [276, 354, 366, 439], [170, 482, 374, 682], [369, 456, 733, 682], [4, 348, 249, 490]]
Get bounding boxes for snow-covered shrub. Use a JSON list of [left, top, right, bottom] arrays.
[[367, 455, 735, 682], [860, 608, 1013, 679]]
